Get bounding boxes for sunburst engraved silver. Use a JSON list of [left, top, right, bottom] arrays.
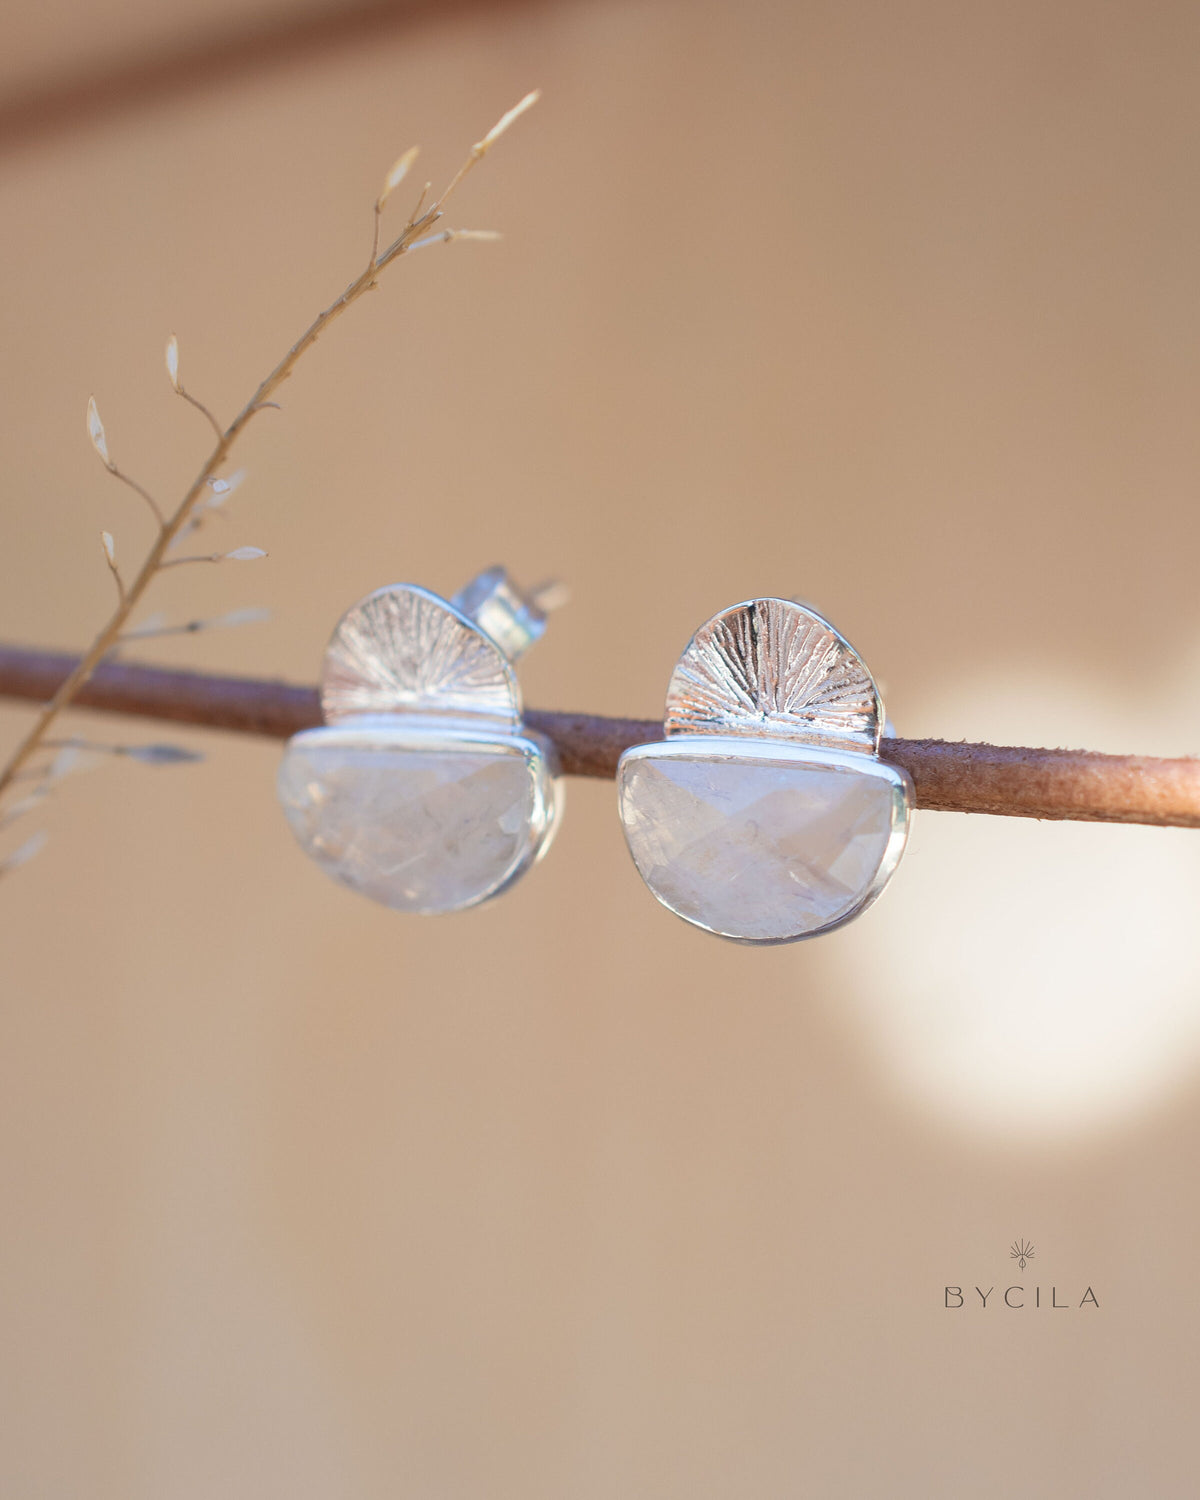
[[320, 584, 520, 728], [664, 598, 881, 753]]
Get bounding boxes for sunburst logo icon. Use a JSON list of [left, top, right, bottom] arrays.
[[1010, 1238, 1035, 1271]]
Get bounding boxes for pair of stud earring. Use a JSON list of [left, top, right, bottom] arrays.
[[277, 567, 914, 943]]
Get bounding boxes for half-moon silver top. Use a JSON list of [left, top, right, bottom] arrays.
[[664, 598, 881, 753], [320, 583, 521, 729]]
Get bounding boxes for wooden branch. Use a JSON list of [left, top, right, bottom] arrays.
[[0, 0, 541, 154], [1, 644, 1197, 828]]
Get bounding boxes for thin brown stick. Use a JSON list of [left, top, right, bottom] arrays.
[[0, 95, 537, 807], [0, 645, 1197, 828], [0, 0, 544, 155]]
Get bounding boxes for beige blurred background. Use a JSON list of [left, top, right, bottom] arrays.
[[2, 1, 1200, 1495]]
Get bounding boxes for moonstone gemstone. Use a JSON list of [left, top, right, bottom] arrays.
[[278, 733, 548, 913], [619, 750, 902, 942]]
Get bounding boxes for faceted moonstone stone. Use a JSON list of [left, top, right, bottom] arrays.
[[619, 751, 901, 942], [278, 733, 547, 913]]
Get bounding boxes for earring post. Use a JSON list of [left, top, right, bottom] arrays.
[[450, 566, 554, 662]]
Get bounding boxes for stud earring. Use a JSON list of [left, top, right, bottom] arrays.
[[617, 597, 913, 943], [278, 567, 563, 913]]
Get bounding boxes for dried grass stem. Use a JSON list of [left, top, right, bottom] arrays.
[[0, 95, 537, 804]]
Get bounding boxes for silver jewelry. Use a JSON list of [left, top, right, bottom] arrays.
[[617, 597, 913, 943], [278, 567, 562, 913]]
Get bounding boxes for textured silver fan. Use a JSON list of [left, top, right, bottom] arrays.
[[664, 598, 880, 753], [321, 584, 520, 727]]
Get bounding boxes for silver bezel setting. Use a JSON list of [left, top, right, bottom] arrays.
[[280, 720, 562, 914], [618, 737, 912, 943]]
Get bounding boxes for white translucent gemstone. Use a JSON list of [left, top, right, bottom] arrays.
[[278, 730, 552, 913], [619, 747, 905, 942]]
